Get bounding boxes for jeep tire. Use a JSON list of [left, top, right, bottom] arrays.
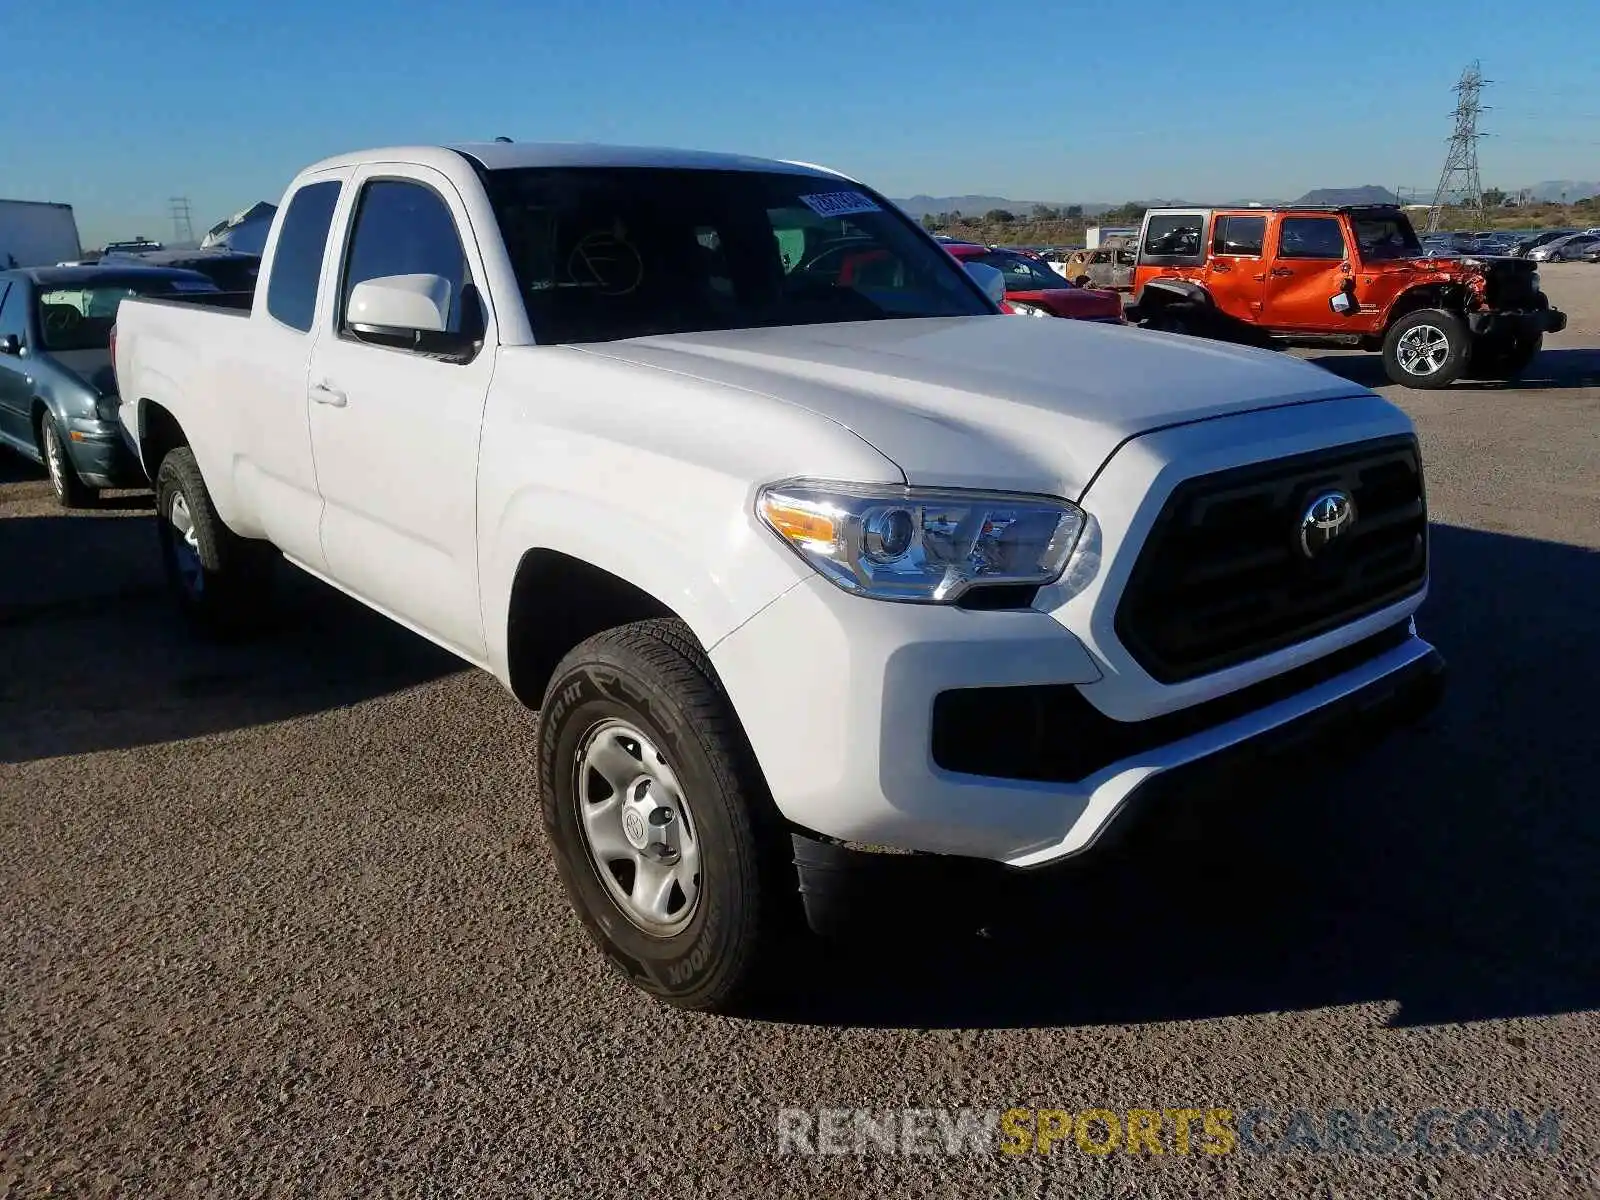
[[1382, 308, 1471, 388], [1467, 332, 1542, 381], [537, 618, 796, 1013], [154, 446, 277, 637]]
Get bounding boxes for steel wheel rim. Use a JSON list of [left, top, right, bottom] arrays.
[[43, 424, 66, 498], [574, 718, 702, 935], [167, 491, 204, 596], [1396, 324, 1450, 375]]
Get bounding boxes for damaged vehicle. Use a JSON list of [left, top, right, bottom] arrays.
[[1128, 205, 1567, 387]]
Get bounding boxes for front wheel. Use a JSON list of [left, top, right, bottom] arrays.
[[1381, 309, 1471, 388], [40, 417, 95, 509], [154, 446, 276, 636], [538, 618, 797, 1013]]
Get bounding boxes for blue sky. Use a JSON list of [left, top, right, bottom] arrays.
[[5, 0, 1597, 245]]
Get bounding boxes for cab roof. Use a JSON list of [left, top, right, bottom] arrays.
[[296, 141, 851, 181]]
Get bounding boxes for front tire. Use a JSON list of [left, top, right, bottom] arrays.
[[40, 416, 95, 509], [538, 618, 796, 1013], [1382, 308, 1471, 388], [154, 446, 276, 636]]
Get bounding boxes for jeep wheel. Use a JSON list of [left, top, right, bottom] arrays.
[[154, 446, 276, 636], [1382, 308, 1471, 388], [1467, 333, 1542, 381], [538, 618, 796, 1013]]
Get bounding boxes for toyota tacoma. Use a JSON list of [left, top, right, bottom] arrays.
[[113, 143, 1446, 1012]]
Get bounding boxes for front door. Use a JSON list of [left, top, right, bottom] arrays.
[[0, 280, 33, 447], [1262, 216, 1351, 330], [306, 166, 496, 662], [1203, 213, 1268, 322]]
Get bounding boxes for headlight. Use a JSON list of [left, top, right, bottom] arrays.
[[95, 394, 120, 422], [757, 481, 1085, 603], [1008, 301, 1049, 318]]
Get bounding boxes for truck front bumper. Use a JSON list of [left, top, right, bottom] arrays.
[[709, 573, 1443, 877], [1468, 306, 1568, 337], [786, 631, 1444, 936]]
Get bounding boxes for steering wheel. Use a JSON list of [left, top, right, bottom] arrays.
[[43, 307, 82, 337]]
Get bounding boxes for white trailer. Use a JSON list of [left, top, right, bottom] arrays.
[[1086, 224, 1137, 249], [0, 199, 83, 268]]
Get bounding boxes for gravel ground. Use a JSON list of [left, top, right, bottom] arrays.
[[2, 265, 1598, 1198]]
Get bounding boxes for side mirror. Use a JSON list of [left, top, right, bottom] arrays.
[[964, 262, 1008, 307], [1329, 280, 1359, 316], [0, 333, 19, 355], [347, 273, 452, 336]]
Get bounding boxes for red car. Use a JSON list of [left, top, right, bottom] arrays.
[[943, 243, 1124, 323]]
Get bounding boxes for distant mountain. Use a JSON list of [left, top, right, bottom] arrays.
[[892, 195, 1112, 218], [1522, 180, 1600, 203], [1294, 185, 1401, 206]]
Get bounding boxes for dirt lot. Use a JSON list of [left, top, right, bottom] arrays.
[[3, 266, 1598, 1198]]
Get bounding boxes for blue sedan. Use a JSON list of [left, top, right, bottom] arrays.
[[0, 264, 219, 506]]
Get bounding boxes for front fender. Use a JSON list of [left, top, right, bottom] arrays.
[[479, 481, 810, 686]]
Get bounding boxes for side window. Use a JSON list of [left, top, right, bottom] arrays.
[[1142, 214, 1205, 257], [0, 282, 24, 340], [1278, 217, 1346, 260], [266, 180, 342, 333], [1212, 215, 1266, 257], [339, 179, 472, 338]]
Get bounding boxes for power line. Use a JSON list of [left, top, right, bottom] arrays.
[[169, 197, 195, 248], [1427, 61, 1489, 231]]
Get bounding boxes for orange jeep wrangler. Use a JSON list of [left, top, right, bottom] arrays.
[[1128, 204, 1567, 387]]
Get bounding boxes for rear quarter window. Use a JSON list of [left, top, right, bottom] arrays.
[[266, 180, 342, 333]]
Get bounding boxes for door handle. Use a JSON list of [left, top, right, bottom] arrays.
[[1270, 267, 1295, 278], [1251, 273, 1267, 281], [310, 381, 347, 407]]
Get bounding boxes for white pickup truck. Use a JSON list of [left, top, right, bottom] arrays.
[[114, 142, 1445, 1012]]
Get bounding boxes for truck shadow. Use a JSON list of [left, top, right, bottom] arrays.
[[1304, 346, 1600, 391], [768, 523, 1600, 1030], [0, 514, 463, 763]]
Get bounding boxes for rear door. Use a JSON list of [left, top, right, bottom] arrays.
[[233, 172, 348, 572], [306, 165, 496, 661], [1261, 215, 1350, 330], [1203, 213, 1268, 321]]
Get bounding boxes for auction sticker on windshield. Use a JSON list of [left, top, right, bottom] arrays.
[[799, 191, 882, 218]]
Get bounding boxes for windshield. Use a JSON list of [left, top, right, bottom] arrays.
[[1354, 215, 1423, 260], [973, 250, 1068, 291], [36, 278, 215, 351], [483, 166, 991, 343]]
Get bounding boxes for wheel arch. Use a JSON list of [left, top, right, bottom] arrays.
[[135, 398, 189, 481], [1383, 284, 1471, 332]]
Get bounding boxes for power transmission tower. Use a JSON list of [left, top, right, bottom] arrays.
[[1426, 62, 1490, 231], [169, 196, 195, 247]]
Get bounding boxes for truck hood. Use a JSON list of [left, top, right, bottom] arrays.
[[577, 316, 1366, 497]]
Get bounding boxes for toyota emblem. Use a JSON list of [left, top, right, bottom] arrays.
[[1299, 490, 1357, 558]]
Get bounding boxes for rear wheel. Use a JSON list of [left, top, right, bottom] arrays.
[[40, 416, 94, 509], [1467, 333, 1542, 380], [538, 618, 798, 1013], [1381, 308, 1471, 388], [154, 446, 276, 636]]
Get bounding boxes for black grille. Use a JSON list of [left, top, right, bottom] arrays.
[[1483, 260, 1541, 309], [1115, 434, 1427, 683]]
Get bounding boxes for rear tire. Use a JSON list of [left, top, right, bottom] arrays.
[[154, 446, 276, 637], [1467, 333, 1542, 380], [1381, 308, 1471, 388], [537, 617, 798, 1013], [40, 416, 95, 509]]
